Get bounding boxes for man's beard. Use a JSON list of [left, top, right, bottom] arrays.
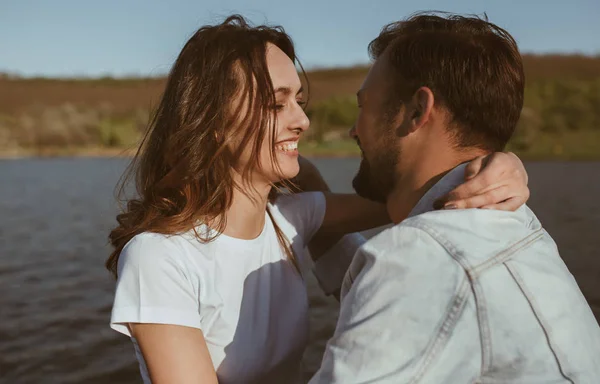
[[352, 145, 397, 203]]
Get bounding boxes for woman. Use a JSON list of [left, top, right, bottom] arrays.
[[108, 15, 529, 383]]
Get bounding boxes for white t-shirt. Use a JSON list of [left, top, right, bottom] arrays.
[[110, 192, 359, 383]]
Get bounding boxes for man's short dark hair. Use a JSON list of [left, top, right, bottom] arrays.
[[369, 12, 525, 151]]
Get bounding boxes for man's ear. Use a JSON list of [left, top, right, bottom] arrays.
[[408, 86, 435, 133]]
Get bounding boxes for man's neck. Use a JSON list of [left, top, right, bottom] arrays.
[[386, 148, 488, 224]]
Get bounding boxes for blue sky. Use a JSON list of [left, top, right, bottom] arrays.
[[1, 0, 598, 78]]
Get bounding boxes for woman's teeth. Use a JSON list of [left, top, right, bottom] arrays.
[[276, 142, 298, 152]]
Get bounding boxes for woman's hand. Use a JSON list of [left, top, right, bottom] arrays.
[[435, 152, 530, 211]]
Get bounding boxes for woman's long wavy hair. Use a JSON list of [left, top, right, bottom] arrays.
[[106, 15, 308, 277]]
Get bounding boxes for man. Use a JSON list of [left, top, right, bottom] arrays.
[[309, 12, 600, 383]]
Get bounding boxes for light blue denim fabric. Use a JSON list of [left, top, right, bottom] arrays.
[[310, 164, 600, 384]]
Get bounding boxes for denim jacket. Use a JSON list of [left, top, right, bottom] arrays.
[[310, 164, 600, 384]]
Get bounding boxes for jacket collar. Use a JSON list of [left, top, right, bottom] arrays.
[[407, 163, 468, 218]]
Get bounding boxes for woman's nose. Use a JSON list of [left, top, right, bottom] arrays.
[[292, 107, 310, 132]]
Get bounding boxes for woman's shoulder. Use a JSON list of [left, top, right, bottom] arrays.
[[269, 191, 326, 237], [270, 191, 325, 218], [119, 231, 212, 276], [123, 232, 186, 257]]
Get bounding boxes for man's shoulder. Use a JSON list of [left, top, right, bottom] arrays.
[[356, 221, 454, 269], [346, 206, 544, 288], [400, 206, 544, 260], [363, 221, 439, 254], [341, 220, 465, 300]]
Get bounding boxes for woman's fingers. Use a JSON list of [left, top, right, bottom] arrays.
[[443, 185, 510, 209], [435, 152, 529, 210], [443, 156, 501, 201], [436, 175, 504, 207], [464, 155, 486, 180], [481, 197, 524, 212], [439, 175, 530, 211]]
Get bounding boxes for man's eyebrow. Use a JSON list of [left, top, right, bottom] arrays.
[[275, 86, 304, 96], [356, 89, 363, 99]]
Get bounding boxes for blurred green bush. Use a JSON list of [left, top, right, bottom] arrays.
[[1, 76, 599, 159]]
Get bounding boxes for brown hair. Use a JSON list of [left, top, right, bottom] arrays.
[[106, 15, 306, 277], [369, 12, 525, 151]]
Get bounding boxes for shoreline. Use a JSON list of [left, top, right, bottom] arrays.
[[0, 147, 362, 160], [0, 148, 137, 159], [2, 150, 600, 162]]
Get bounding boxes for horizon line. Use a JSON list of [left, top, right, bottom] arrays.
[[2, 52, 599, 81]]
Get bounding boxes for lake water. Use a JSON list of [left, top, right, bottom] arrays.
[[1, 158, 599, 383]]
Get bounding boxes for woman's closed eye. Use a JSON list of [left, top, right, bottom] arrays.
[[273, 99, 306, 112]]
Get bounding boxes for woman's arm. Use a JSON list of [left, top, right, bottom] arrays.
[[130, 323, 218, 384], [111, 236, 217, 383], [295, 152, 529, 260], [292, 156, 389, 236]]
